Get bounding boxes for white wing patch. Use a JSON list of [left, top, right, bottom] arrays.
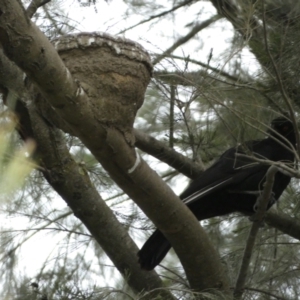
[[183, 178, 233, 205]]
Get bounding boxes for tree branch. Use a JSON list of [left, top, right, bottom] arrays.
[[265, 211, 300, 241], [155, 54, 241, 83], [0, 20, 175, 298], [0, 0, 230, 294], [134, 129, 204, 178], [118, 0, 195, 34], [17, 99, 176, 300], [234, 166, 279, 299], [244, 286, 286, 300], [169, 84, 175, 148], [26, 0, 51, 18], [152, 15, 221, 65]]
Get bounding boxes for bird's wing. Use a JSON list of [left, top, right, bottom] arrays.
[[181, 140, 271, 205], [182, 177, 233, 205]]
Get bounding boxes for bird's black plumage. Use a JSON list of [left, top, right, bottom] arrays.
[[138, 117, 296, 270]]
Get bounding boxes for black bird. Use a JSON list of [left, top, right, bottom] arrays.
[[138, 117, 296, 270]]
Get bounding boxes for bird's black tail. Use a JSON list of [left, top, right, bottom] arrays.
[[138, 229, 171, 270]]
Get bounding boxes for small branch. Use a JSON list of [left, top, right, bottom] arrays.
[[236, 153, 298, 178], [169, 84, 175, 148], [160, 54, 242, 83], [134, 128, 204, 179], [234, 166, 279, 299], [252, 166, 279, 221], [118, 0, 195, 34], [244, 286, 286, 300], [265, 211, 300, 241], [26, 0, 51, 18], [176, 97, 198, 161], [153, 15, 221, 65], [0, 211, 73, 257]]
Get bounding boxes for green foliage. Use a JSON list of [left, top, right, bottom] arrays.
[[0, 115, 34, 200]]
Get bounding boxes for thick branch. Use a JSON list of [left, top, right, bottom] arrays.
[[26, 0, 51, 18], [14, 99, 174, 300], [0, 49, 25, 100], [0, 0, 230, 293], [0, 24, 175, 298]]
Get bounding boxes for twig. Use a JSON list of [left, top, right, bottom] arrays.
[[169, 84, 175, 148], [158, 265, 189, 287], [236, 153, 298, 178], [153, 15, 221, 65], [244, 286, 286, 300], [118, 0, 195, 34], [0, 210, 74, 260], [233, 166, 279, 299], [158, 54, 241, 83]]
